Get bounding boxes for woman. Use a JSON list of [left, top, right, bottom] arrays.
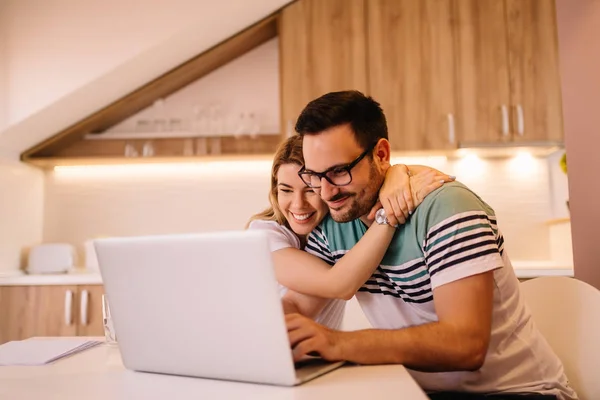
[[247, 135, 453, 328]]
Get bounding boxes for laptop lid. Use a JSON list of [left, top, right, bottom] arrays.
[[95, 230, 300, 386]]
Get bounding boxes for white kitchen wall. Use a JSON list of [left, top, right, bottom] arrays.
[[43, 154, 564, 265], [43, 162, 272, 262], [0, 161, 44, 274], [108, 38, 281, 136], [445, 154, 555, 262], [1, 0, 289, 128]]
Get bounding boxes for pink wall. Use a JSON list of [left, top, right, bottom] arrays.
[[556, 0, 600, 288]]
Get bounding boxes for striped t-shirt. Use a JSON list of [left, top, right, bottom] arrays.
[[306, 182, 576, 399]]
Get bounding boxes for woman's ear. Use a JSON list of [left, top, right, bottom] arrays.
[[373, 139, 391, 165]]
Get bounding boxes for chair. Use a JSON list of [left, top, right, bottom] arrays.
[[520, 276, 600, 399]]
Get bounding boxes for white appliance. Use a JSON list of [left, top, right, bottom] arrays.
[[27, 243, 76, 274]]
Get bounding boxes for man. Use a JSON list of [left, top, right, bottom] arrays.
[[282, 91, 577, 400]]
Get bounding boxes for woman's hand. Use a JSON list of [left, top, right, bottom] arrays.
[[367, 164, 455, 226]]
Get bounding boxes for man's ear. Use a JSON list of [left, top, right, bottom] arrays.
[[373, 139, 391, 166]]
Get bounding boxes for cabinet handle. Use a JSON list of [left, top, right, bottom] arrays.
[[64, 290, 73, 326], [447, 113, 456, 144], [501, 105, 509, 137], [516, 104, 524, 136], [80, 289, 89, 325]]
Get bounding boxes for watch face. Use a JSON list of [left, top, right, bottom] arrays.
[[375, 208, 387, 225]]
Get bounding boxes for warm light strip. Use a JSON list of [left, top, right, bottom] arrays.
[[52, 161, 273, 178], [52, 156, 449, 179]]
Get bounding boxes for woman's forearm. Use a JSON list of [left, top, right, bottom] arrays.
[[272, 222, 395, 299]]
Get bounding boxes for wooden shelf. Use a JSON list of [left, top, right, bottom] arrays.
[[84, 131, 280, 140], [24, 143, 568, 169], [23, 134, 284, 168], [53, 135, 282, 157]]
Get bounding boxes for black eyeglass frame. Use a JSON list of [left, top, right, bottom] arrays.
[[297, 144, 376, 189]]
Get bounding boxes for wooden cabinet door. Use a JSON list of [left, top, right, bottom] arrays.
[[0, 285, 78, 344], [505, 0, 563, 143], [368, 0, 457, 151], [454, 0, 512, 144], [0, 286, 30, 344], [76, 285, 105, 337], [279, 0, 368, 133]]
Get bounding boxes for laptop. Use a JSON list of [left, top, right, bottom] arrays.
[[94, 230, 344, 386]]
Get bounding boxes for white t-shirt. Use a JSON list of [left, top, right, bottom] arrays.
[[248, 220, 345, 330]]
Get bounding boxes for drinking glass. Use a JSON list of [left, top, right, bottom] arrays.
[[142, 140, 155, 157], [102, 295, 117, 345]]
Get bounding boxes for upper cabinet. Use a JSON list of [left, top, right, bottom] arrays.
[[454, 0, 512, 145], [368, 0, 457, 151], [280, 0, 564, 151], [279, 0, 368, 133], [505, 0, 563, 143], [456, 0, 563, 145]]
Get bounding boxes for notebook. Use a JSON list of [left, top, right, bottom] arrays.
[[0, 338, 102, 366]]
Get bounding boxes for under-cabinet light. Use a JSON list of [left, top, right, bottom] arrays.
[[52, 161, 273, 179], [508, 151, 539, 178]]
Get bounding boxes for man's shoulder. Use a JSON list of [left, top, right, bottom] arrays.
[[413, 181, 496, 230]]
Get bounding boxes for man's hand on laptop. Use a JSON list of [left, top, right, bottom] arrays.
[[286, 313, 344, 362]]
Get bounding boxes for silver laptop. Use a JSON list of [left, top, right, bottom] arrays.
[[94, 230, 344, 386]]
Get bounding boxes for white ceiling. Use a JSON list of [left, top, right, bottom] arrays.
[[0, 0, 292, 160]]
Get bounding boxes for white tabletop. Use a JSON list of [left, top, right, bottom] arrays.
[[0, 338, 428, 400]]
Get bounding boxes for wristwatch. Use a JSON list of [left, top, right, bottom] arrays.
[[375, 208, 391, 226]]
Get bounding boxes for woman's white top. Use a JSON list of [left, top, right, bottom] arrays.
[[248, 220, 345, 330]]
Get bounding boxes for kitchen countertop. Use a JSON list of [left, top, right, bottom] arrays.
[[510, 260, 574, 279], [0, 270, 103, 285], [0, 260, 574, 286]]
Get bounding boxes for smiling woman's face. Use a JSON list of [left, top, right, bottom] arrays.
[[276, 163, 329, 237]]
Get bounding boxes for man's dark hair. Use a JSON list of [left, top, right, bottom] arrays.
[[294, 90, 388, 151]]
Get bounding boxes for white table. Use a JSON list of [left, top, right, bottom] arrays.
[[0, 338, 428, 400]]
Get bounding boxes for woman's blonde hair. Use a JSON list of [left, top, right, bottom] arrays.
[[246, 135, 304, 228]]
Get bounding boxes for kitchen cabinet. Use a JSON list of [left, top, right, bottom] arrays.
[[279, 0, 368, 134], [75, 285, 106, 337], [505, 0, 563, 143], [280, 0, 563, 149], [0, 284, 105, 344], [453, 0, 512, 144], [368, 0, 457, 151], [455, 0, 562, 145]]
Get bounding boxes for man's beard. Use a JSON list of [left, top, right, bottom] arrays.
[[329, 163, 384, 223]]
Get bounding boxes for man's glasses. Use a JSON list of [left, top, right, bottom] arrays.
[[298, 145, 374, 189]]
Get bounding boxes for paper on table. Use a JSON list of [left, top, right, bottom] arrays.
[[0, 338, 102, 366]]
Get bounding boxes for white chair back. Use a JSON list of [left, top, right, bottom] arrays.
[[520, 276, 600, 399]]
